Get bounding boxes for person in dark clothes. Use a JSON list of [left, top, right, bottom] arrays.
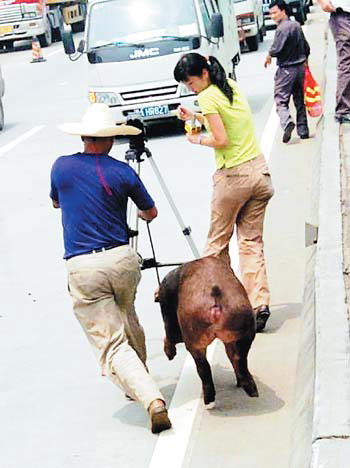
[[318, 0, 350, 123], [50, 104, 172, 434], [264, 0, 311, 143]]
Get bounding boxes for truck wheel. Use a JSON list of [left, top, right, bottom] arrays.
[[294, 8, 305, 25], [246, 34, 259, 52], [71, 20, 85, 33], [0, 99, 4, 131], [38, 18, 52, 47], [52, 27, 61, 42], [258, 22, 264, 42], [4, 40, 14, 50]]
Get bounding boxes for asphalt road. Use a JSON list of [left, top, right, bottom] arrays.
[[0, 26, 319, 468]]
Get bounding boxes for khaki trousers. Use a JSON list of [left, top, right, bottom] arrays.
[[204, 155, 274, 309], [66, 245, 163, 411]]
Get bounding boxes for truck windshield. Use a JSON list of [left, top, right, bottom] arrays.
[[88, 0, 199, 50]]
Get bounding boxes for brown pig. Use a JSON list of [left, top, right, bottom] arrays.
[[157, 255, 258, 408]]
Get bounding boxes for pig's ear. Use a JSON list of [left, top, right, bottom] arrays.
[[154, 287, 160, 303]]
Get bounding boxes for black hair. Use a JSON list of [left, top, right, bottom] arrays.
[[174, 53, 233, 104], [269, 0, 289, 14]]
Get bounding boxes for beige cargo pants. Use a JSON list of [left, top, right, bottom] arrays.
[[66, 245, 164, 411], [204, 155, 274, 309]]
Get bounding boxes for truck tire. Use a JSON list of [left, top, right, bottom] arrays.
[[246, 33, 259, 52], [52, 27, 61, 42], [4, 40, 14, 50], [38, 18, 52, 47], [71, 20, 85, 33], [258, 22, 264, 42], [294, 7, 305, 25], [0, 99, 4, 131]]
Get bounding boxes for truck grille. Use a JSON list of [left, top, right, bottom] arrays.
[[0, 4, 22, 24], [121, 84, 178, 103]]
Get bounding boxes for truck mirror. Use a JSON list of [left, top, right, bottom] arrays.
[[210, 13, 224, 38], [77, 39, 85, 54], [62, 27, 76, 55]]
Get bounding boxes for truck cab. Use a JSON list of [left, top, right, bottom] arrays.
[[63, 0, 241, 124]]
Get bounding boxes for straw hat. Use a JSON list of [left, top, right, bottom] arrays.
[[59, 103, 142, 137]]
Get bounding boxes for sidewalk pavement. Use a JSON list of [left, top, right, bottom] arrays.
[[290, 6, 350, 468]]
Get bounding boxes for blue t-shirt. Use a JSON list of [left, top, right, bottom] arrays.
[[50, 152, 155, 259]]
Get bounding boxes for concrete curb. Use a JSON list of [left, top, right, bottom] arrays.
[[311, 33, 350, 465], [290, 12, 350, 468]]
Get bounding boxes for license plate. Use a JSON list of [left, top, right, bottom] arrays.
[[0, 25, 13, 36], [141, 104, 169, 118]]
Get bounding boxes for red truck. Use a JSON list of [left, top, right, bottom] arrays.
[[0, 0, 86, 49]]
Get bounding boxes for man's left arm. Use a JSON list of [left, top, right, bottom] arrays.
[[129, 170, 157, 222]]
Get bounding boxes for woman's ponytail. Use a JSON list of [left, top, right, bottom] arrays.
[[174, 53, 234, 104], [207, 56, 233, 104]]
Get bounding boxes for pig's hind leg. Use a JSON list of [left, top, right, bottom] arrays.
[[224, 339, 258, 397], [188, 347, 216, 408]]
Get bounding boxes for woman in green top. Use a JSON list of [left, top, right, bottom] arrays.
[[174, 53, 274, 332]]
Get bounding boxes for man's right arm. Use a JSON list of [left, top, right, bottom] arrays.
[[269, 29, 287, 58]]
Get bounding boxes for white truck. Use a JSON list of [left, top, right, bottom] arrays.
[[235, 0, 266, 52], [62, 0, 241, 124], [0, 0, 86, 50]]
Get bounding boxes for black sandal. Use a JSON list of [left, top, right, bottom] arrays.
[[255, 306, 271, 333]]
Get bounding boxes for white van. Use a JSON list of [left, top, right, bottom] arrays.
[[234, 0, 266, 51], [63, 0, 241, 124], [0, 66, 4, 131]]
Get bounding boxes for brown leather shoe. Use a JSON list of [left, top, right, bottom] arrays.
[[254, 305, 271, 332], [149, 401, 172, 434]]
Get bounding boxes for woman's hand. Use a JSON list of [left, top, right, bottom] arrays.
[[177, 105, 193, 121], [186, 133, 201, 145]]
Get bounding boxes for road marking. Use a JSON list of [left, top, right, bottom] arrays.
[[0, 125, 45, 155], [45, 47, 63, 58], [260, 103, 279, 163], [148, 344, 216, 468], [148, 103, 279, 468]]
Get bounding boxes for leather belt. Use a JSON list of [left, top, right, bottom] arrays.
[[89, 243, 126, 254], [66, 243, 127, 260]]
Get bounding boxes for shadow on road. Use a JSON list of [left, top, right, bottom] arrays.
[[207, 368, 285, 416], [266, 302, 301, 333]]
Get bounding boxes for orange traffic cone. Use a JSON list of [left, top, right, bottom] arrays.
[[30, 36, 46, 63]]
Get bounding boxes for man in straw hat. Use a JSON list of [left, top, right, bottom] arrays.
[[50, 103, 171, 434]]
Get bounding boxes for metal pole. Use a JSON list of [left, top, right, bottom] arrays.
[[145, 148, 200, 259]]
